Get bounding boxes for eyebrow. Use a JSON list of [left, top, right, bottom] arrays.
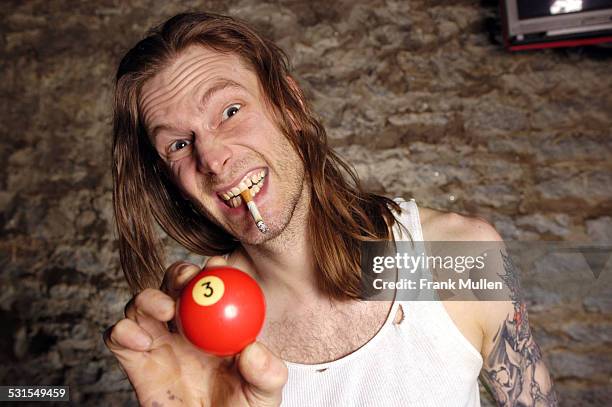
[[200, 79, 244, 113], [149, 79, 246, 140]]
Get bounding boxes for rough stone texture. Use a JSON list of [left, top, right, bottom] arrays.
[[1, 0, 611, 405]]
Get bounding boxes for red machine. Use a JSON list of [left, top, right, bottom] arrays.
[[501, 0, 612, 50]]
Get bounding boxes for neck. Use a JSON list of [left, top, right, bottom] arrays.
[[235, 182, 327, 307]]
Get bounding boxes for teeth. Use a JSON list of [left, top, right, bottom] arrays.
[[230, 196, 242, 207], [219, 170, 267, 203]]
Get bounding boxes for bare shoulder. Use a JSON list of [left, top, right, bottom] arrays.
[[416, 206, 557, 404], [418, 205, 507, 355], [418, 206, 503, 242]]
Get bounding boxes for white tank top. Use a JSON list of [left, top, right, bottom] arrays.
[[281, 198, 483, 406]]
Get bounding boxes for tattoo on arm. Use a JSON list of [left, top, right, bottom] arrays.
[[480, 251, 558, 406]]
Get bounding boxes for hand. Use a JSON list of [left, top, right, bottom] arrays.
[[103, 256, 287, 407]]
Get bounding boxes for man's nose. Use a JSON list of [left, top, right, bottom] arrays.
[[194, 137, 232, 176]]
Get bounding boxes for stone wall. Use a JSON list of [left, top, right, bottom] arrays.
[[1, 0, 610, 405]]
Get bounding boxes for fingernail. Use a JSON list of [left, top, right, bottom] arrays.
[[177, 263, 193, 275], [135, 332, 152, 350], [176, 265, 196, 286], [160, 297, 175, 315]]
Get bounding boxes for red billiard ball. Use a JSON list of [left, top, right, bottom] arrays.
[[177, 266, 266, 356]]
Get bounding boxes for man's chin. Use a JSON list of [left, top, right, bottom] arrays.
[[235, 218, 286, 246]]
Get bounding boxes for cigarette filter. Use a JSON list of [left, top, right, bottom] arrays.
[[240, 189, 269, 233]]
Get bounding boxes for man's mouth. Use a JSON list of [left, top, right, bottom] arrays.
[[217, 169, 267, 208]]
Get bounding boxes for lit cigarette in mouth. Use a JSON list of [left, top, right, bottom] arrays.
[[240, 189, 269, 233]]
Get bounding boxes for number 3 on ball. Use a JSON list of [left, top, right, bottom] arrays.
[[192, 276, 225, 306]]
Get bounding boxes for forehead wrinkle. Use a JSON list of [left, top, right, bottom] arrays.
[[141, 57, 249, 131], [141, 62, 219, 122], [141, 53, 218, 111], [141, 48, 245, 112], [144, 74, 241, 135]]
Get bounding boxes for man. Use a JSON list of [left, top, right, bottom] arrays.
[[104, 12, 557, 407]]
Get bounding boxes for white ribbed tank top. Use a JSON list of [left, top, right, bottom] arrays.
[[280, 198, 483, 406]]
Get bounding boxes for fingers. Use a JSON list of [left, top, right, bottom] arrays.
[[135, 288, 175, 321], [160, 257, 228, 300], [238, 342, 288, 406], [104, 318, 153, 353], [122, 288, 176, 341], [124, 288, 175, 322], [161, 261, 201, 299], [108, 257, 230, 354]]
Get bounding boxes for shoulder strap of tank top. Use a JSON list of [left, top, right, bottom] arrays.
[[391, 197, 424, 242]]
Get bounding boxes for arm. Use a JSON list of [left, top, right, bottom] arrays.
[[478, 243, 557, 406], [421, 209, 558, 406]]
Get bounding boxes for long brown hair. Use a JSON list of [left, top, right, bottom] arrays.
[[112, 12, 408, 298]]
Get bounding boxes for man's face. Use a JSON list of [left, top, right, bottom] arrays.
[[139, 45, 306, 244]]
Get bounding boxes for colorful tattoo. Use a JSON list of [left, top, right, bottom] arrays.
[[481, 251, 558, 406]]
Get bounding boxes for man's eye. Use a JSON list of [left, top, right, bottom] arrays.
[[222, 103, 242, 121], [169, 139, 192, 153]]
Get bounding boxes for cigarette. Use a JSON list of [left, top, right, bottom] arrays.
[[240, 189, 269, 233]]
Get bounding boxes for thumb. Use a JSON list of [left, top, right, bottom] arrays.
[[238, 342, 288, 406]]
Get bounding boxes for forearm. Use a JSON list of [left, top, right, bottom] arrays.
[[480, 250, 558, 406], [480, 324, 557, 406]]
